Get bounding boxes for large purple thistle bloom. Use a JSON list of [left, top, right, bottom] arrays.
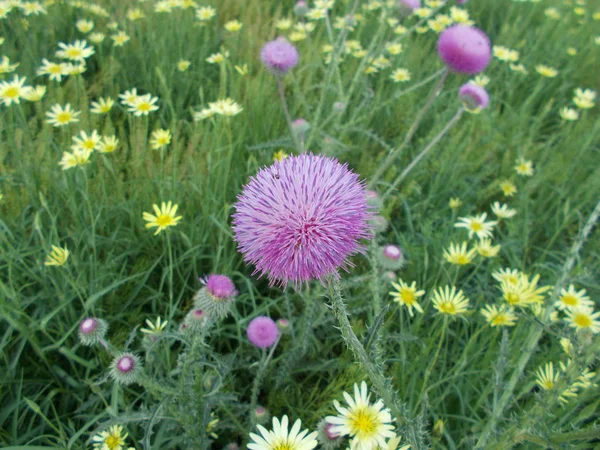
[[232, 154, 371, 287]]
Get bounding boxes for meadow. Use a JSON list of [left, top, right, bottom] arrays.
[[1, 0, 599, 449]]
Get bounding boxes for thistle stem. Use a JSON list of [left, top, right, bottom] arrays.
[[249, 338, 280, 428], [327, 277, 423, 449], [276, 75, 301, 152]]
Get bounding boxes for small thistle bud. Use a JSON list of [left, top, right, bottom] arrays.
[[459, 82, 490, 111], [317, 419, 342, 449], [291, 118, 311, 138], [365, 190, 383, 210], [276, 318, 292, 333], [398, 0, 421, 16], [78, 317, 108, 347], [194, 274, 237, 320], [253, 406, 270, 424], [378, 245, 405, 270], [247, 316, 279, 348], [294, 0, 309, 17], [333, 102, 346, 113], [184, 308, 210, 333], [369, 215, 389, 233], [110, 352, 142, 385], [384, 271, 397, 282]]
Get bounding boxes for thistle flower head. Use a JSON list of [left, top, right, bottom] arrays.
[[204, 274, 237, 299], [438, 25, 491, 74], [233, 154, 371, 287], [194, 275, 237, 319], [110, 352, 141, 385], [378, 245, 405, 270], [78, 317, 108, 346], [247, 316, 279, 348], [459, 82, 490, 111], [260, 37, 299, 74]]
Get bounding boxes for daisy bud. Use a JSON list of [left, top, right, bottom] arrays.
[[398, 0, 421, 16], [194, 275, 237, 320], [291, 118, 311, 138], [247, 316, 279, 348], [294, 0, 309, 17], [78, 317, 108, 347], [276, 318, 292, 333], [253, 406, 270, 424], [459, 82, 490, 111], [378, 245, 405, 270], [260, 37, 299, 74], [437, 25, 491, 74], [365, 190, 383, 210], [317, 419, 342, 449], [110, 352, 142, 385]]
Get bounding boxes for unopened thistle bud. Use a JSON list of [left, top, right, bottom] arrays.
[[276, 318, 292, 333], [317, 419, 342, 449], [378, 244, 405, 270], [294, 0, 309, 17], [365, 190, 383, 210], [333, 101, 346, 113], [78, 317, 108, 347], [184, 308, 210, 333], [110, 352, 142, 385], [291, 118, 311, 138], [194, 274, 237, 320], [253, 406, 270, 424], [369, 215, 389, 233]]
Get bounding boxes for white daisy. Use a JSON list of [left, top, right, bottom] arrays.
[[454, 212, 497, 239], [248, 415, 318, 450]]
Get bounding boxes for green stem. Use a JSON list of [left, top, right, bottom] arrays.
[[414, 318, 447, 414], [249, 338, 280, 428], [276, 75, 301, 152]]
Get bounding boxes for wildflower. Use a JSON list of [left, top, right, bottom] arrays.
[[499, 273, 550, 307], [22, 85, 46, 102], [90, 97, 115, 114], [89, 32, 106, 44], [64, 62, 86, 76], [390, 68, 411, 82], [414, 7, 433, 19], [143, 201, 182, 235], [206, 52, 227, 64], [499, 180, 517, 197], [437, 25, 492, 74], [449, 197, 462, 209], [509, 63, 528, 74], [567, 47, 577, 56], [536, 362, 559, 390], [273, 150, 288, 162], [260, 38, 299, 74], [59, 148, 92, 170], [492, 268, 521, 285], [76, 19, 94, 33], [119, 88, 139, 106], [111, 31, 131, 47], [450, 7, 473, 25], [565, 307, 600, 333], [432, 285, 470, 316], [177, 59, 191, 71], [126, 7, 145, 20], [573, 88, 596, 109], [443, 242, 476, 265], [545, 8, 561, 19], [275, 18, 293, 30], [379, 245, 404, 270], [192, 274, 238, 321], [559, 107, 579, 121], [458, 82, 490, 111], [184, 308, 209, 332], [21, 2, 47, 15], [385, 42, 403, 55], [493, 46, 519, 62], [514, 158, 533, 176], [150, 129, 172, 150], [92, 425, 128, 450], [72, 130, 101, 152], [44, 245, 69, 266], [248, 416, 318, 450], [78, 317, 108, 346], [211, 98, 243, 116], [473, 75, 490, 87], [128, 94, 159, 116], [326, 381, 394, 450], [558, 387, 579, 405], [194, 107, 215, 121], [390, 279, 425, 317], [56, 40, 94, 61], [433, 419, 444, 438], [247, 316, 279, 348], [0, 55, 19, 74], [110, 353, 142, 385], [140, 317, 168, 335], [476, 238, 501, 258], [556, 285, 593, 311], [232, 154, 371, 287], [98, 136, 119, 153], [481, 305, 517, 327], [317, 419, 341, 448], [491, 202, 517, 219], [455, 213, 497, 239], [0, 75, 27, 105], [573, 368, 597, 389], [535, 65, 558, 77], [196, 6, 216, 21], [234, 64, 248, 76]]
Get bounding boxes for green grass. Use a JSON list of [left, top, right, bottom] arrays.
[[1, 0, 599, 449]]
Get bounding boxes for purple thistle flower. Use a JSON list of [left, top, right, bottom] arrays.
[[78, 317, 108, 346], [110, 352, 141, 385], [437, 25, 491, 74], [459, 82, 490, 110], [205, 274, 237, 299], [232, 154, 371, 287], [260, 38, 299, 74], [247, 316, 279, 348], [456, 0, 468, 4]]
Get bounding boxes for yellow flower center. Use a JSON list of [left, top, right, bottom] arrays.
[[67, 49, 83, 58], [3, 86, 19, 98], [470, 222, 483, 232], [156, 214, 174, 227], [561, 295, 578, 306], [350, 407, 379, 438], [272, 441, 294, 450], [574, 313, 592, 328], [50, 65, 63, 74], [104, 435, 122, 450], [456, 255, 470, 265], [137, 102, 152, 112], [400, 289, 416, 305], [542, 381, 554, 390], [505, 293, 520, 305], [83, 140, 96, 150], [439, 302, 456, 314], [57, 112, 72, 123], [492, 315, 509, 326]]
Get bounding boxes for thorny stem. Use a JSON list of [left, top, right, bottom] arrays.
[[383, 107, 464, 201], [371, 69, 449, 188], [276, 75, 301, 152], [249, 338, 280, 428], [474, 199, 600, 449], [327, 278, 423, 449]]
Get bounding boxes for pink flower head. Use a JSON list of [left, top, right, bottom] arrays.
[[79, 318, 98, 334], [117, 355, 136, 373], [110, 352, 141, 385], [383, 245, 402, 261], [399, 0, 421, 15], [459, 82, 490, 110], [233, 154, 371, 287], [247, 316, 279, 348], [204, 274, 237, 299], [437, 25, 491, 74], [260, 38, 299, 74], [456, 0, 468, 4]]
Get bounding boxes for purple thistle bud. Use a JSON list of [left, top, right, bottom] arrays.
[[369, 215, 389, 234], [378, 244, 405, 270], [294, 0, 309, 17], [384, 271, 397, 282], [291, 118, 311, 137], [399, 0, 421, 15], [253, 406, 270, 424], [459, 82, 490, 110], [195, 275, 237, 319], [247, 316, 279, 348], [233, 154, 372, 287], [184, 308, 210, 333], [78, 317, 108, 347], [383, 245, 402, 261], [437, 25, 491, 74], [317, 419, 343, 448], [206, 274, 237, 299], [365, 189, 383, 210], [324, 422, 340, 440], [276, 318, 291, 333], [110, 352, 141, 385], [260, 38, 299, 74]]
